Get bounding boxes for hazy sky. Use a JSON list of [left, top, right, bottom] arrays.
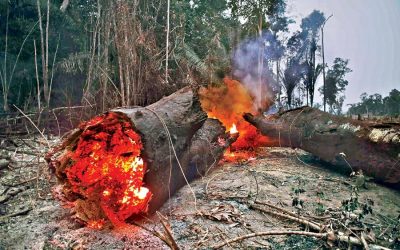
[[287, 0, 400, 108]]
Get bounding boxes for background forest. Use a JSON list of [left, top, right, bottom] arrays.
[[0, 0, 398, 117]]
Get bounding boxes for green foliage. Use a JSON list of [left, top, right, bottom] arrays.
[[341, 190, 359, 212], [0, 0, 89, 110], [319, 57, 352, 114], [291, 178, 306, 210], [299, 10, 325, 107], [348, 89, 400, 116], [270, 234, 321, 249], [341, 187, 374, 221], [0, 0, 353, 114], [280, 11, 326, 108], [315, 190, 326, 215], [281, 56, 304, 107], [315, 202, 326, 215]]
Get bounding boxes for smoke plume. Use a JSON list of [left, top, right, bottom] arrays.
[[232, 31, 280, 111]]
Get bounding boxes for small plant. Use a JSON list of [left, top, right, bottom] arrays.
[[341, 186, 374, 221], [315, 190, 326, 215], [341, 187, 359, 213], [291, 178, 306, 210], [315, 202, 326, 215], [361, 198, 374, 218]]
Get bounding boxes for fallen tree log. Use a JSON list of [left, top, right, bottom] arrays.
[[46, 87, 236, 227], [244, 107, 400, 186]]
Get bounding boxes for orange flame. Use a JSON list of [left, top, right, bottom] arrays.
[[229, 124, 238, 134], [200, 78, 270, 160], [66, 112, 152, 227]]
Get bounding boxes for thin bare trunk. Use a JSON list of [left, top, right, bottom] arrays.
[[113, 11, 125, 106], [132, 0, 139, 105], [122, 6, 131, 106], [322, 28, 326, 112], [45, 0, 50, 106], [36, 0, 48, 108], [2, 7, 9, 111], [276, 60, 280, 105], [1, 17, 39, 111], [165, 0, 170, 84], [101, 10, 111, 111], [125, 62, 131, 106], [34, 40, 41, 110], [257, 7, 264, 111], [3, 7, 8, 92], [60, 0, 70, 12], [306, 83, 309, 106], [48, 35, 60, 105], [85, 3, 100, 98]]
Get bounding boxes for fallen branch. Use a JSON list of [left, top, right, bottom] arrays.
[[0, 145, 40, 156], [13, 105, 50, 148], [211, 230, 328, 249], [254, 200, 312, 222], [0, 208, 31, 221], [0, 187, 23, 204], [305, 214, 332, 221], [250, 204, 321, 231], [249, 204, 390, 249], [6, 177, 38, 187], [361, 232, 370, 250], [157, 212, 180, 250]]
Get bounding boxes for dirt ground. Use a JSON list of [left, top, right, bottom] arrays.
[[0, 138, 399, 250]]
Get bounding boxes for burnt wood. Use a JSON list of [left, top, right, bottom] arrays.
[[244, 107, 400, 186], [46, 86, 236, 223]]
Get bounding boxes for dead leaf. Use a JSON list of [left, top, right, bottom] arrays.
[[202, 204, 241, 224]]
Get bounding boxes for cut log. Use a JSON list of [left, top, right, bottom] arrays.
[[244, 107, 400, 186], [46, 87, 236, 226]]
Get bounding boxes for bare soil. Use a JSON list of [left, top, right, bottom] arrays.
[[0, 138, 399, 249]]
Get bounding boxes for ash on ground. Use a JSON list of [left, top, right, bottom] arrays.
[[1, 138, 399, 249]]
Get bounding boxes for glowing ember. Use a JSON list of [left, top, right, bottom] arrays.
[[229, 124, 238, 134], [65, 112, 152, 226], [200, 78, 270, 159], [223, 149, 257, 162], [103, 190, 111, 197], [134, 187, 149, 200], [88, 219, 106, 230]]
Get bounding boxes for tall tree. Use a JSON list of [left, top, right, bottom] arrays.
[[279, 30, 306, 108], [299, 10, 325, 107], [386, 89, 400, 116], [232, 0, 289, 108], [281, 57, 303, 108], [268, 0, 291, 105], [320, 57, 351, 114], [348, 89, 400, 117]]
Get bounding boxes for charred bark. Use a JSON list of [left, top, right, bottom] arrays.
[[244, 107, 400, 186], [46, 87, 236, 224]]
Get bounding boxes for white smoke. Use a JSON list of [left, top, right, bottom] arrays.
[[232, 31, 279, 111]]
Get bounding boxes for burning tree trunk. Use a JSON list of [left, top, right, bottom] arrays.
[[46, 87, 236, 227], [244, 107, 400, 186]]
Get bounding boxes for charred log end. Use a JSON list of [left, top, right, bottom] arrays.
[[46, 87, 236, 226], [46, 112, 152, 228]]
